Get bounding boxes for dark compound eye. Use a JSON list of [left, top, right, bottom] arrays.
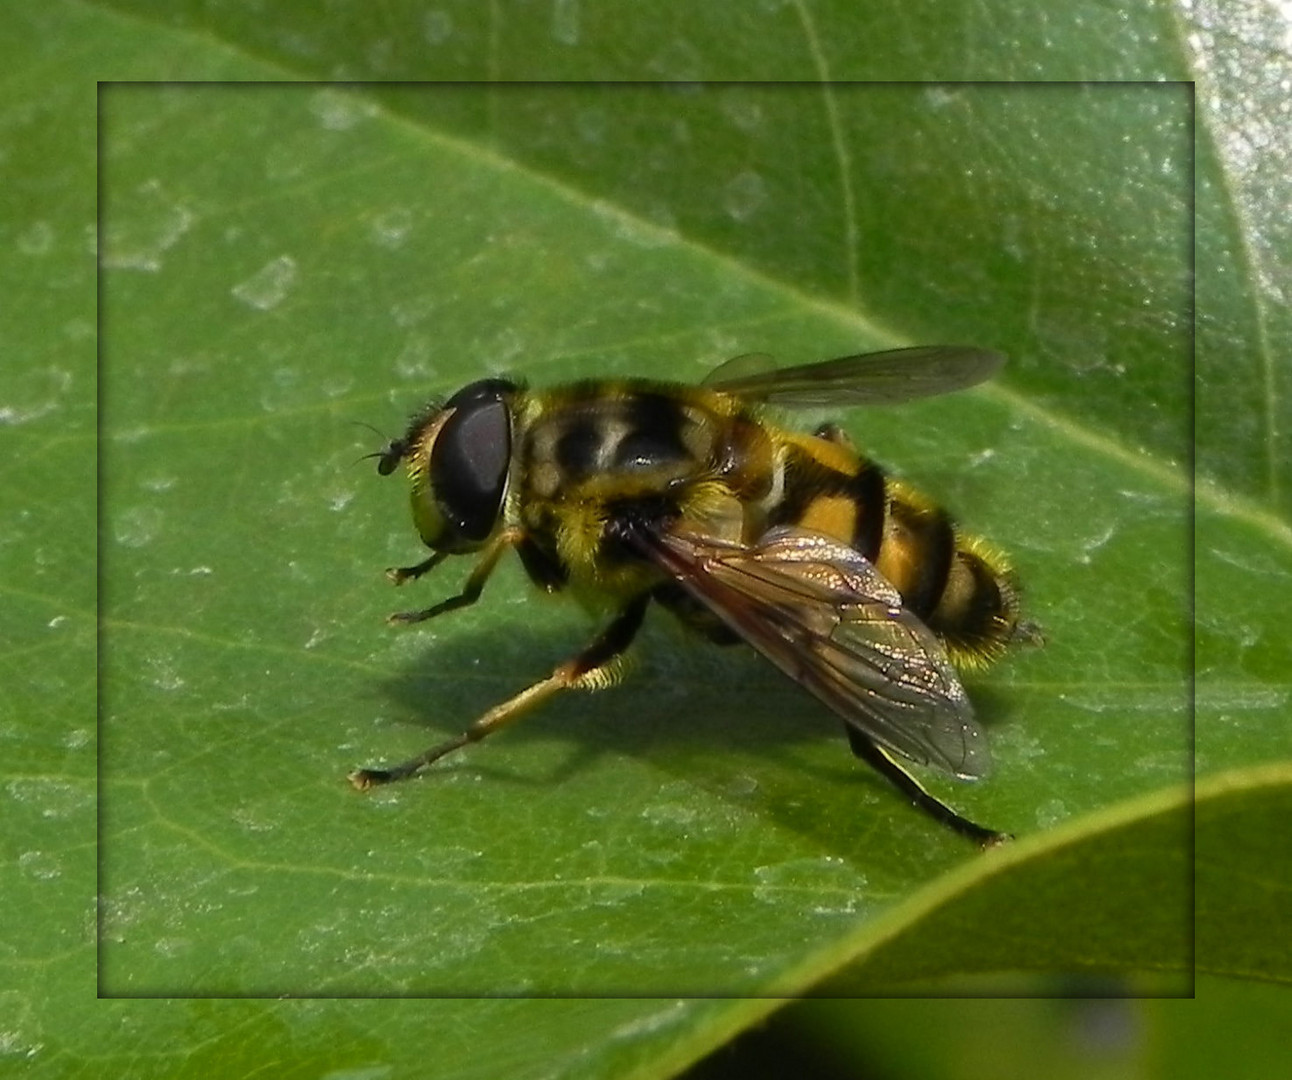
[[430, 379, 516, 543]]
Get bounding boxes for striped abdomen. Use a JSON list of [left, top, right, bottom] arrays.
[[754, 430, 1022, 667]]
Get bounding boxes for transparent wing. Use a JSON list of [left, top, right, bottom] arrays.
[[701, 352, 776, 384], [637, 524, 991, 779], [703, 345, 1005, 407]]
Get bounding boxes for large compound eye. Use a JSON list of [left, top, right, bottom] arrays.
[[429, 378, 515, 545]]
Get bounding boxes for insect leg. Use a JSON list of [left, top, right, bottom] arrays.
[[388, 530, 517, 625], [845, 728, 1010, 847], [350, 594, 651, 789], [386, 551, 448, 586]]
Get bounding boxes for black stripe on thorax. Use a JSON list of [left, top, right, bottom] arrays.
[[547, 389, 697, 480]]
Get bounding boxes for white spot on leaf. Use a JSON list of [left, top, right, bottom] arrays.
[[723, 170, 769, 221], [552, 0, 579, 44], [232, 255, 297, 311]]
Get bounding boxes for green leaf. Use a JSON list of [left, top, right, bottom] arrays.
[[98, 80, 1190, 997], [811, 785, 1192, 993], [5, 0, 1290, 1076]]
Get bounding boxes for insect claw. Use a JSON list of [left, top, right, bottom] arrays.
[[347, 768, 392, 790]]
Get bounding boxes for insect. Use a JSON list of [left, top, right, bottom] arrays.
[[350, 346, 1040, 846]]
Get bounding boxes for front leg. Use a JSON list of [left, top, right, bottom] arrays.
[[386, 551, 447, 586], [387, 530, 518, 625]]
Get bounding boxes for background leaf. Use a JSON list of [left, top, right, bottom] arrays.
[[3, 0, 1289, 1076], [713, 979, 1292, 1080]]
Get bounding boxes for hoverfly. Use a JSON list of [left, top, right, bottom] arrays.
[[351, 346, 1039, 846]]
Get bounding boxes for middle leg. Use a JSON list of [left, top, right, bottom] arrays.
[[351, 593, 652, 788]]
